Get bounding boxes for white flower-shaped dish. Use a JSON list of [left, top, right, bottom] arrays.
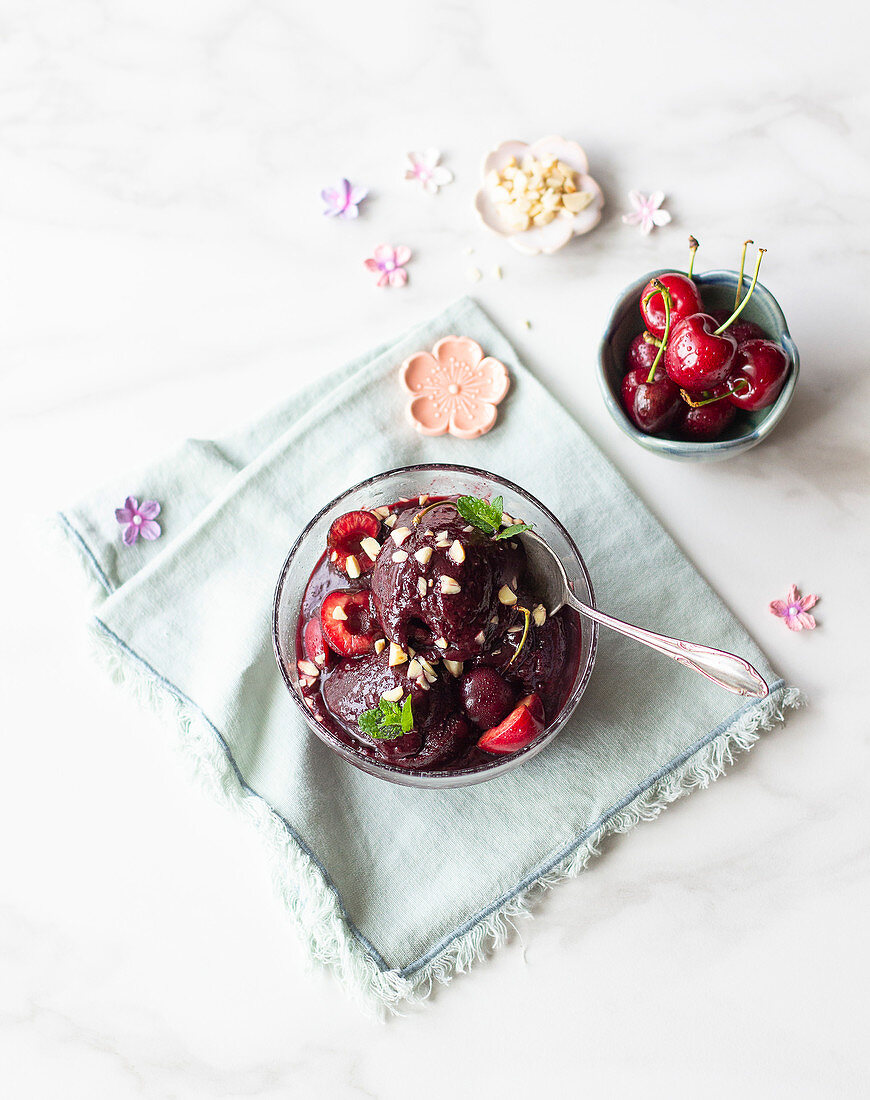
[[474, 136, 604, 256]]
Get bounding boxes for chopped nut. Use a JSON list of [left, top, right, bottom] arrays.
[[423, 670, 438, 685], [474, 631, 486, 645], [501, 513, 515, 527], [418, 657, 437, 676], [418, 494, 429, 504], [532, 604, 547, 627], [493, 265, 502, 279], [330, 551, 338, 562], [440, 576, 462, 595], [498, 585, 517, 606], [448, 540, 465, 564], [360, 536, 381, 560], [408, 646, 416, 657], [391, 526, 412, 546], [434, 636, 448, 649], [443, 659, 464, 677], [417, 676, 430, 691], [374, 638, 386, 655], [414, 546, 433, 565], [467, 266, 482, 282], [299, 675, 316, 689], [417, 577, 427, 597], [385, 514, 397, 528], [373, 506, 391, 518], [407, 658, 423, 680], [462, 525, 474, 533], [423, 529, 434, 537], [331, 605, 348, 621], [314, 652, 326, 667], [391, 550, 409, 563], [562, 190, 593, 214], [490, 615, 499, 624], [388, 643, 408, 667], [436, 530, 449, 541], [297, 659, 320, 677], [345, 555, 360, 579], [383, 685, 403, 703]]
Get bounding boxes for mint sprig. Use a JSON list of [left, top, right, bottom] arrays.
[[456, 494, 533, 540], [358, 693, 414, 740]]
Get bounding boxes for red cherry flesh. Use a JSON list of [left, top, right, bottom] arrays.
[[320, 590, 379, 656], [327, 510, 381, 576], [303, 617, 334, 670], [640, 273, 703, 339], [477, 694, 545, 754]]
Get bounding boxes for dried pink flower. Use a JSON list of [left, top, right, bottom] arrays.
[[115, 497, 161, 546], [769, 584, 818, 631], [404, 149, 453, 194], [364, 244, 411, 288], [622, 190, 672, 235]]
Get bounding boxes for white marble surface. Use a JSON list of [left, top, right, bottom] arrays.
[[2, 1, 868, 1095]]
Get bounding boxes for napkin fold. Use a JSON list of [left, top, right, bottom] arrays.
[[58, 297, 800, 1011]]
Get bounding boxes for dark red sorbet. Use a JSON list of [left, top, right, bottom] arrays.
[[292, 496, 581, 772]]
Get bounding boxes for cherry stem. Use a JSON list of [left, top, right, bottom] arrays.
[[507, 606, 531, 666], [687, 236, 699, 278], [734, 239, 754, 309], [413, 500, 456, 526], [714, 248, 765, 336], [643, 280, 671, 383], [680, 379, 750, 407]]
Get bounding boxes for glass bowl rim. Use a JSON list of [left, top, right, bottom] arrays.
[[271, 462, 599, 784]]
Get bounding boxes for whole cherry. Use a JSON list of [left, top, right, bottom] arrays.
[[639, 236, 702, 339], [621, 366, 682, 434], [665, 247, 766, 392], [624, 332, 661, 374], [677, 396, 737, 441], [727, 338, 790, 411]]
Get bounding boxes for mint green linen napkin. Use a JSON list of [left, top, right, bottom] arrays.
[[58, 297, 800, 1011]]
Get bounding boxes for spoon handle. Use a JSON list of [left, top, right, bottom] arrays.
[[569, 599, 769, 698]]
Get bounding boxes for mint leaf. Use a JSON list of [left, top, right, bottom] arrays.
[[358, 693, 413, 740], [494, 523, 533, 541], [456, 494, 502, 535]]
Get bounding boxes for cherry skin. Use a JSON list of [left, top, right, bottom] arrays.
[[621, 367, 683, 435], [624, 332, 660, 374], [664, 314, 738, 391], [677, 397, 737, 441], [640, 274, 702, 339], [710, 309, 765, 346], [459, 667, 515, 728], [727, 339, 790, 411]]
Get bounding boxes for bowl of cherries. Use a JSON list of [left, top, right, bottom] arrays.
[[598, 239, 799, 460]]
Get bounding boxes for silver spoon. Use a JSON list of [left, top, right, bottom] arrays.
[[520, 530, 769, 699]]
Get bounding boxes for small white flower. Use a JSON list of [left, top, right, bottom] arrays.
[[622, 190, 672, 235], [405, 149, 454, 194]]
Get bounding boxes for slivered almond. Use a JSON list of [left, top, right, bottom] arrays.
[[297, 660, 320, 677], [407, 659, 422, 680], [374, 638, 386, 655], [417, 676, 430, 691], [345, 555, 360, 579], [391, 550, 409, 563], [360, 537, 381, 560], [330, 551, 338, 562], [474, 630, 486, 645], [498, 585, 517, 605], [382, 685, 403, 702], [331, 605, 348, 621], [373, 506, 391, 518], [418, 494, 429, 505], [443, 660, 464, 677], [390, 527, 412, 546], [533, 604, 547, 627], [417, 577, 427, 597], [434, 636, 448, 649], [423, 670, 437, 685], [388, 643, 408, 667], [414, 546, 432, 565], [418, 657, 437, 675], [440, 576, 461, 595], [385, 514, 397, 527], [436, 530, 449, 541], [448, 540, 465, 564]]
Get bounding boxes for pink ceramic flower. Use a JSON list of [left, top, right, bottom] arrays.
[[364, 244, 411, 288], [115, 496, 161, 546], [405, 149, 453, 194], [622, 190, 672, 235], [401, 337, 510, 439], [769, 584, 818, 631]]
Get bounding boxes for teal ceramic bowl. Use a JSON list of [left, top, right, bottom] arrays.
[[597, 269, 799, 461]]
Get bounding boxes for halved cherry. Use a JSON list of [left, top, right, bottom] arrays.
[[327, 511, 381, 577], [320, 590, 380, 657], [303, 616, 334, 670], [477, 693, 545, 755]]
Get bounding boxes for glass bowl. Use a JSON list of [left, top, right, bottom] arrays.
[[597, 269, 800, 461], [272, 463, 598, 788]]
